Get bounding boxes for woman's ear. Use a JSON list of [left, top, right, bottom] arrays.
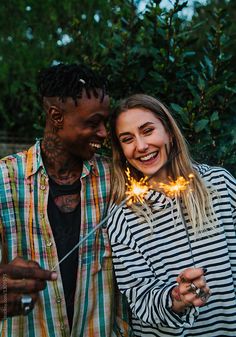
[[48, 106, 64, 130]]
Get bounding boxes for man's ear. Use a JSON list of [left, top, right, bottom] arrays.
[[48, 106, 64, 130]]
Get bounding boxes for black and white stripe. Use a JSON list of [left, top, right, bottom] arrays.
[[108, 165, 236, 336]]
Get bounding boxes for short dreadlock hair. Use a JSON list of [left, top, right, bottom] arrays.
[[37, 63, 108, 105]]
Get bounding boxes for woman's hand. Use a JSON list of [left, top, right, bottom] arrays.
[[171, 267, 211, 314]]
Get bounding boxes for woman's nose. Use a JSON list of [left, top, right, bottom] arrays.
[[136, 136, 148, 152]]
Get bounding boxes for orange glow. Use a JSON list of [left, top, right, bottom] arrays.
[[125, 168, 194, 203], [158, 174, 194, 198], [125, 168, 149, 205]]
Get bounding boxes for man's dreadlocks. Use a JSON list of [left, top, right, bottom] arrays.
[[37, 63, 108, 105]]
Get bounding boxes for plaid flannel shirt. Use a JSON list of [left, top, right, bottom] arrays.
[[0, 141, 131, 337]]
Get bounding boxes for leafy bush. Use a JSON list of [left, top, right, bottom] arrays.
[[0, 0, 235, 174]]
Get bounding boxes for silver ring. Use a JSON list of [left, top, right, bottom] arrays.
[[195, 288, 201, 296], [21, 295, 33, 316], [189, 283, 210, 301], [189, 283, 198, 292]]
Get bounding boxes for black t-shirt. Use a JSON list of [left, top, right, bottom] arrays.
[[47, 178, 81, 331]]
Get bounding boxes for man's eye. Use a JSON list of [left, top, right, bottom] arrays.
[[90, 122, 98, 127], [88, 120, 100, 128]]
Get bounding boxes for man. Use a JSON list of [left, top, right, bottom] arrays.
[[0, 63, 131, 336]]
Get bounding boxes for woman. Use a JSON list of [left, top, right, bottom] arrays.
[[107, 94, 236, 336]]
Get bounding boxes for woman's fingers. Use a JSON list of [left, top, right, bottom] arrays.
[[176, 267, 211, 307]]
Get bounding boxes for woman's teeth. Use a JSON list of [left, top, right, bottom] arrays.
[[139, 152, 158, 162]]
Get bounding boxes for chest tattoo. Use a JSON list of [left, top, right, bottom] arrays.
[[54, 193, 80, 213]]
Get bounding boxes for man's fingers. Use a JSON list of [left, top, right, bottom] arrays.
[[0, 264, 57, 281], [27, 260, 41, 268], [0, 292, 38, 305], [0, 293, 37, 318], [0, 300, 22, 319], [2, 278, 47, 293]]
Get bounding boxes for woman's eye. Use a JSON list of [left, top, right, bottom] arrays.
[[143, 128, 153, 135], [120, 137, 133, 143]]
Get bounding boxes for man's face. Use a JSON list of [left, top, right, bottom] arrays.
[[58, 90, 110, 161]]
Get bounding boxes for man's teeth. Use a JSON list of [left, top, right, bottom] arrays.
[[90, 143, 101, 149], [139, 152, 157, 162]]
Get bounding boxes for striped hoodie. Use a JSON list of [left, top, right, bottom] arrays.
[[108, 165, 236, 337]]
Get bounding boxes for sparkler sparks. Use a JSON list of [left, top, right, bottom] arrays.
[[157, 174, 194, 198], [125, 168, 149, 205]]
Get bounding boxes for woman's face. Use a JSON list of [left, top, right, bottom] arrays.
[[116, 108, 171, 180]]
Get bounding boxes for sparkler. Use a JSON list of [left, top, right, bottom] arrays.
[[51, 170, 149, 271], [157, 174, 194, 198], [125, 168, 149, 205], [51, 198, 127, 271], [151, 173, 210, 300], [155, 173, 196, 267], [178, 198, 196, 267]]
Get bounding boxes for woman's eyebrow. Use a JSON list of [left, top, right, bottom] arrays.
[[138, 121, 155, 130], [118, 122, 155, 138], [118, 131, 131, 138]]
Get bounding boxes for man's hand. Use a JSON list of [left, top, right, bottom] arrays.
[[0, 257, 57, 319]]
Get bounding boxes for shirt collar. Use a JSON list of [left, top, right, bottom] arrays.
[[26, 140, 45, 178], [26, 140, 99, 178], [81, 156, 99, 178]]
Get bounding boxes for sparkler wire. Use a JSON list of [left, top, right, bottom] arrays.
[[51, 198, 128, 271], [178, 199, 210, 302], [178, 198, 196, 268]]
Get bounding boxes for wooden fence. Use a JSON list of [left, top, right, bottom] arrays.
[[0, 132, 33, 158]]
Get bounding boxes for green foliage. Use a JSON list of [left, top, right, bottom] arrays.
[[0, 0, 235, 175]]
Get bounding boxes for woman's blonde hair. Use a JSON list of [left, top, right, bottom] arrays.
[[110, 94, 218, 234]]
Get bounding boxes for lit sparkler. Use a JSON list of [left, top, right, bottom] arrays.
[[157, 174, 194, 198], [51, 170, 149, 271], [152, 172, 209, 299], [155, 173, 197, 267], [125, 168, 149, 205]]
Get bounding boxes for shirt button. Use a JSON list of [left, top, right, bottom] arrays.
[[60, 323, 65, 330], [56, 297, 61, 303], [40, 184, 46, 190], [46, 241, 53, 247]]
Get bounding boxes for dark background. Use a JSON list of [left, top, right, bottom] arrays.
[[0, 0, 235, 175]]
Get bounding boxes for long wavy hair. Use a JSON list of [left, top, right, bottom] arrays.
[[110, 94, 218, 234]]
